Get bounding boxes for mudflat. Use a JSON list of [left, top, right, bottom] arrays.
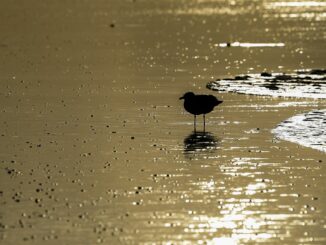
[[1, 1, 326, 244]]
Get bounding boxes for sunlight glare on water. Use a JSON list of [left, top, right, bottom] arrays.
[[267, 1, 326, 7], [264, 0, 326, 20], [1, 0, 326, 244], [210, 237, 238, 245]]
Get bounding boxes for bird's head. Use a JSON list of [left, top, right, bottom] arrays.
[[179, 92, 195, 100]]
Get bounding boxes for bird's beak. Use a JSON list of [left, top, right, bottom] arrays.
[[179, 96, 184, 100]]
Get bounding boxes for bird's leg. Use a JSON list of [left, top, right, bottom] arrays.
[[194, 115, 196, 132], [203, 114, 206, 132]]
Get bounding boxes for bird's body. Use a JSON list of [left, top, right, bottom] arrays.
[[183, 94, 220, 115], [180, 92, 223, 131]]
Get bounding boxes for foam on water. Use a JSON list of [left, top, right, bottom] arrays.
[[207, 69, 326, 153], [272, 109, 326, 152], [207, 70, 326, 99]]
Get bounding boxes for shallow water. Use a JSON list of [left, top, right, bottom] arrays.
[[207, 70, 326, 153], [0, 0, 326, 244]]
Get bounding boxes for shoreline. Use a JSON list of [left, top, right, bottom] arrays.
[[207, 70, 326, 153], [272, 109, 326, 153], [1, 0, 326, 244]]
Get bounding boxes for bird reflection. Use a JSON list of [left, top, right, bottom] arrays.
[[184, 131, 219, 158]]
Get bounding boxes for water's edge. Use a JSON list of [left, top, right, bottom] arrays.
[[207, 70, 326, 153], [272, 109, 326, 153]]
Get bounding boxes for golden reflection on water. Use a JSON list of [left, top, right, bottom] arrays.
[[265, 0, 326, 20], [184, 208, 276, 244], [267, 1, 326, 7], [181, 156, 298, 244], [1, 0, 326, 244], [185, 202, 276, 244], [167, 7, 248, 16]]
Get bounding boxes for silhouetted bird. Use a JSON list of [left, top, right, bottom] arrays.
[[179, 92, 223, 131]]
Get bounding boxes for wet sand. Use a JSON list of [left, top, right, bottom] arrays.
[[2, 84, 326, 244], [1, 0, 326, 244]]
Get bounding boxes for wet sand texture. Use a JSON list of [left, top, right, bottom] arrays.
[[1, 0, 326, 244]]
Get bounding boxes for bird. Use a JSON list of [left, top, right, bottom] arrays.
[[179, 92, 223, 132]]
